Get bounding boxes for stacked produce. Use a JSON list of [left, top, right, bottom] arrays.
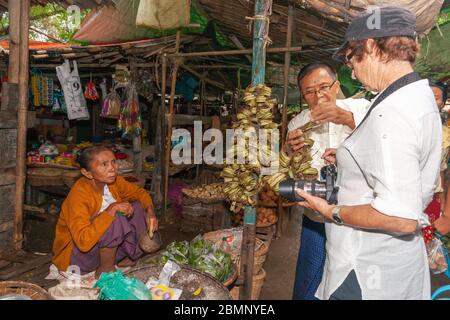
[[232, 207, 277, 227], [182, 183, 224, 200], [160, 238, 233, 282], [221, 84, 278, 209], [259, 188, 279, 206], [264, 121, 319, 194], [256, 207, 277, 226]]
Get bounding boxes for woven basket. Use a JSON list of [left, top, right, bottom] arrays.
[[0, 281, 53, 300], [236, 238, 269, 275], [27, 168, 64, 187], [230, 268, 266, 300], [222, 263, 238, 288], [62, 170, 82, 188]]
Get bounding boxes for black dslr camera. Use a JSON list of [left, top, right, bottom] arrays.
[[279, 165, 339, 204]]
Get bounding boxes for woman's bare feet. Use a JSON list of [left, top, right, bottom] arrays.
[[117, 257, 137, 268]]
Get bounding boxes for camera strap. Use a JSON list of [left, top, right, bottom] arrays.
[[345, 72, 422, 141]]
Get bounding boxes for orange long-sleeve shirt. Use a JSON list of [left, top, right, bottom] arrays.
[[52, 175, 153, 271]]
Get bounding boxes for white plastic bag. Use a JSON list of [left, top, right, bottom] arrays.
[[427, 237, 448, 274], [56, 60, 89, 121], [145, 260, 183, 300]]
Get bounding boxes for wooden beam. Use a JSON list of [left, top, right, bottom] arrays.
[[180, 64, 229, 91], [171, 46, 302, 58], [7, 0, 19, 84], [229, 35, 252, 63], [163, 30, 182, 220], [14, 0, 30, 250], [277, 3, 294, 239]]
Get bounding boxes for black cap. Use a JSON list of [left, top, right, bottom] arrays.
[[333, 6, 417, 62]]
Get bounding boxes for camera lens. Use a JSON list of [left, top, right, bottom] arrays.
[[279, 179, 305, 202]]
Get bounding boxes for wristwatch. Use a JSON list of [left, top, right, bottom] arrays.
[[332, 206, 344, 225]]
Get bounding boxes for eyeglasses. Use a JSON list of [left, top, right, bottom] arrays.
[[344, 49, 356, 69], [303, 80, 337, 98]]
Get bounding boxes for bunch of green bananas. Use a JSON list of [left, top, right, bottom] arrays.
[[222, 84, 279, 208], [264, 140, 318, 194]]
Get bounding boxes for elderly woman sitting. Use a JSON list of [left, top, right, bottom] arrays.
[[52, 146, 158, 278]]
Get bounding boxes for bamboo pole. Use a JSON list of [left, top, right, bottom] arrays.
[[277, 3, 294, 239], [129, 58, 142, 177], [239, 0, 272, 301], [162, 30, 182, 220], [171, 46, 302, 59], [157, 54, 168, 217], [7, 2, 19, 84], [14, 0, 30, 250]]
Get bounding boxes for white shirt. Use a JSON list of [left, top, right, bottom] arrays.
[[316, 79, 442, 300], [288, 98, 371, 172], [100, 185, 117, 213]]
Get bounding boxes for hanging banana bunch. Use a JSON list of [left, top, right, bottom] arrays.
[[263, 121, 319, 194], [222, 84, 279, 210]]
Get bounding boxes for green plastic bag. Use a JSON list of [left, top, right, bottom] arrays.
[[94, 270, 152, 300]]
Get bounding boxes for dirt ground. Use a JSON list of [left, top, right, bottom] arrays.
[[6, 203, 450, 299]]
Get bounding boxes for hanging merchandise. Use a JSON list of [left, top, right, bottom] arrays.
[[101, 87, 121, 119], [56, 60, 89, 121], [118, 84, 142, 138], [84, 81, 99, 101], [100, 78, 108, 100], [31, 70, 42, 107], [41, 77, 54, 106], [136, 0, 190, 30], [113, 65, 130, 88], [52, 87, 66, 114]]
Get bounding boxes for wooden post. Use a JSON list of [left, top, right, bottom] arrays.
[[152, 54, 167, 220], [239, 0, 272, 300], [162, 30, 182, 220], [5, 1, 20, 111], [14, 0, 30, 250], [277, 3, 294, 238], [129, 58, 142, 177]]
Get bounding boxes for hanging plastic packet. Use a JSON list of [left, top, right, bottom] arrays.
[[118, 84, 142, 138], [427, 237, 448, 274], [31, 71, 42, 107], [145, 260, 182, 300], [40, 76, 54, 106], [101, 88, 121, 119], [85, 81, 99, 101]]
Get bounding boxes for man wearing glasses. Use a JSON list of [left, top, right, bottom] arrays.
[[286, 62, 370, 300]]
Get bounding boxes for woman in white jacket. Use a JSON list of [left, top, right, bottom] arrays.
[[296, 7, 442, 300]]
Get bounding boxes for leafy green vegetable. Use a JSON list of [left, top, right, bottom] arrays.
[[160, 238, 233, 282]]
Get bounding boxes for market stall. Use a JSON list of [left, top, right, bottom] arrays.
[[0, 0, 447, 301]]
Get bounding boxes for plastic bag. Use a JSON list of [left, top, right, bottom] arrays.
[[117, 84, 142, 137], [56, 60, 89, 121], [203, 227, 243, 258], [145, 260, 183, 300], [426, 237, 449, 274], [84, 82, 99, 101], [39, 141, 59, 156], [101, 90, 121, 119], [160, 240, 190, 266], [94, 270, 152, 300], [136, 0, 190, 30]]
